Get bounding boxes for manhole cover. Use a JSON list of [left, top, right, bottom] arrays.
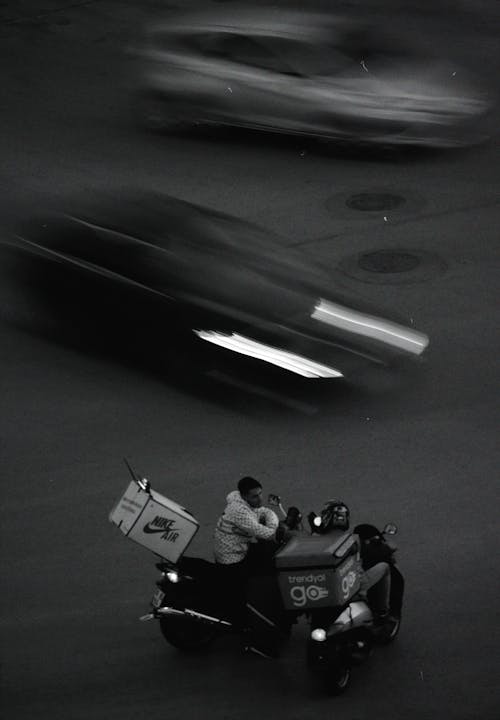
[[346, 193, 406, 212], [358, 250, 420, 274], [337, 248, 447, 285]]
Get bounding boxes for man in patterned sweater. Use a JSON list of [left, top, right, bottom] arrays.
[[214, 476, 280, 631], [214, 476, 279, 564]]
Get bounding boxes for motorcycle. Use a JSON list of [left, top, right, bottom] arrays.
[[300, 512, 404, 695], [139, 494, 302, 659], [112, 474, 403, 693]]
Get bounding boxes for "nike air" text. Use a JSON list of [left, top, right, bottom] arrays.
[[143, 515, 179, 543]]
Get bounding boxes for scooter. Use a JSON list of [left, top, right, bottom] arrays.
[[111, 474, 403, 691], [139, 497, 302, 659], [302, 514, 404, 695]]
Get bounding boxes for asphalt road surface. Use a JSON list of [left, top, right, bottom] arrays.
[[1, 2, 499, 719]]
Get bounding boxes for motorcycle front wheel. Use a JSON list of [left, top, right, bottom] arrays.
[[308, 641, 352, 695], [324, 661, 351, 695], [159, 616, 218, 652]]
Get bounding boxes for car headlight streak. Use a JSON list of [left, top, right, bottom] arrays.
[[311, 299, 429, 355], [193, 330, 343, 379]]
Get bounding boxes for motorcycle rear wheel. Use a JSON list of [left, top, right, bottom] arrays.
[[159, 616, 218, 652]]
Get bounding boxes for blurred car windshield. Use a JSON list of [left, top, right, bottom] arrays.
[[182, 31, 300, 75], [267, 38, 358, 77], [155, 23, 417, 79]]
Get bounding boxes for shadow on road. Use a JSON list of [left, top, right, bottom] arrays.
[[135, 121, 462, 166]]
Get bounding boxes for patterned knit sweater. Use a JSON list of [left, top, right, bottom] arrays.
[[213, 490, 279, 564]]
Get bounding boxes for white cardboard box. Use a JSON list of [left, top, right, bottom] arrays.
[[109, 480, 199, 564]]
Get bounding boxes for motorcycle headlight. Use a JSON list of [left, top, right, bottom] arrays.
[[166, 570, 179, 583], [311, 628, 327, 642]]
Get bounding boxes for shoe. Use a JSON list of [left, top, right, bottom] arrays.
[[373, 612, 398, 637], [374, 611, 390, 626], [381, 612, 398, 623]]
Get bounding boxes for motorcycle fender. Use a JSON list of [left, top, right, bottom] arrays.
[[327, 601, 372, 636]]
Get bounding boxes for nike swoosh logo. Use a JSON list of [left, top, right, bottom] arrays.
[[143, 524, 174, 534]]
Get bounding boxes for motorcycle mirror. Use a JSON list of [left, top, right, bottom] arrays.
[[383, 523, 398, 535], [268, 493, 281, 506]]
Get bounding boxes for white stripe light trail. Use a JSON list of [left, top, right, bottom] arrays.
[[311, 299, 429, 355], [193, 330, 343, 379]]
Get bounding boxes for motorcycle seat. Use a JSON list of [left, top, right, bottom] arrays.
[[178, 556, 220, 581]]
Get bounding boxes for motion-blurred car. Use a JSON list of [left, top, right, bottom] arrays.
[[133, 6, 493, 149], [13, 192, 428, 379]]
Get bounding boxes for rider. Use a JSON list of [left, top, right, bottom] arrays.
[[317, 500, 393, 624], [213, 476, 280, 629]]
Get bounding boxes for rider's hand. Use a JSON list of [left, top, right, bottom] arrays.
[[276, 522, 296, 544], [275, 523, 288, 544]]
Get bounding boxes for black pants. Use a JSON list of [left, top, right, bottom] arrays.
[[216, 559, 251, 629]]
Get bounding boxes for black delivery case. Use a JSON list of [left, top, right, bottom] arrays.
[[274, 530, 361, 611]]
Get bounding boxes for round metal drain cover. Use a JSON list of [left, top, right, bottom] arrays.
[[337, 248, 447, 285], [346, 193, 406, 212], [358, 250, 420, 274]]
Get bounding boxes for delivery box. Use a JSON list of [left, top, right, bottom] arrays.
[[109, 478, 199, 564], [274, 530, 361, 611]]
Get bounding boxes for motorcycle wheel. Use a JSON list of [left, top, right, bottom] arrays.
[[159, 616, 218, 652], [324, 661, 351, 695], [308, 646, 351, 695]]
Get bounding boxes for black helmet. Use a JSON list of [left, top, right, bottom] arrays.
[[320, 500, 350, 532]]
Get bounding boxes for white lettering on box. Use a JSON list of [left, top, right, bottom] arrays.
[[289, 584, 329, 607], [288, 573, 326, 584], [122, 498, 144, 510]]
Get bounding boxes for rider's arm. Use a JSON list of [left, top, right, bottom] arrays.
[[230, 505, 277, 541], [256, 507, 279, 531]]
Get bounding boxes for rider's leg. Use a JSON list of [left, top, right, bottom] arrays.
[[360, 562, 391, 616], [216, 559, 250, 629]]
